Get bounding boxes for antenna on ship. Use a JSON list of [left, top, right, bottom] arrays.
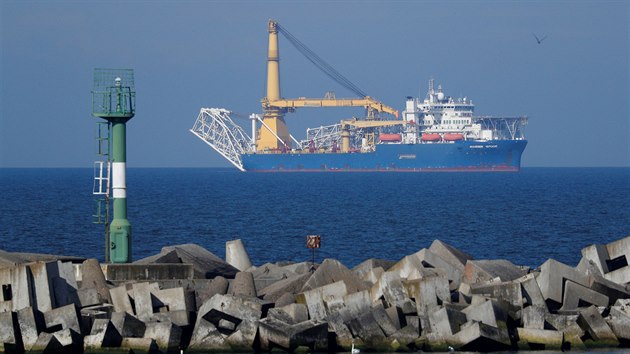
[[91, 69, 136, 263]]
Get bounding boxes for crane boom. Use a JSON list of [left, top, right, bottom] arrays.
[[264, 97, 399, 118], [340, 118, 406, 128]]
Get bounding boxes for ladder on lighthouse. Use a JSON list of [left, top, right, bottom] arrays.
[[93, 121, 111, 261]]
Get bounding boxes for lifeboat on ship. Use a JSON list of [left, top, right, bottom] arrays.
[[421, 133, 441, 142], [379, 133, 402, 142], [444, 133, 464, 141]]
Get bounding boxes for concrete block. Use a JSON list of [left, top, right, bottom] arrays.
[[275, 292, 296, 307], [536, 258, 590, 308], [195, 294, 262, 348], [372, 303, 398, 337], [162, 287, 193, 312], [53, 261, 80, 308], [121, 337, 159, 353], [405, 315, 420, 335], [296, 280, 348, 321], [162, 243, 239, 279], [259, 273, 310, 302], [266, 305, 295, 324], [230, 271, 257, 297], [80, 259, 111, 303], [272, 303, 309, 324], [258, 317, 328, 352], [31, 332, 62, 353], [545, 313, 579, 331], [388, 254, 425, 280], [110, 284, 134, 314], [336, 290, 371, 323], [188, 318, 230, 352], [586, 263, 630, 305], [370, 271, 408, 307], [470, 280, 524, 308], [154, 286, 192, 313], [286, 320, 329, 353], [324, 312, 353, 349], [388, 325, 420, 348], [0, 301, 11, 313], [105, 263, 194, 281], [134, 248, 181, 264], [37, 328, 80, 353], [84, 318, 122, 349], [43, 303, 81, 334], [195, 276, 228, 307], [352, 258, 395, 280], [516, 327, 563, 350], [450, 321, 511, 351], [77, 287, 101, 308], [582, 236, 630, 285], [281, 261, 316, 275], [580, 243, 611, 274], [429, 239, 473, 269], [225, 239, 252, 272], [412, 248, 464, 290], [613, 298, 630, 316], [0, 265, 33, 312], [218, 318, 237, 331], [0, 311, 19, 353], [111, 311, 146, 337], [404, 272, 450, 315], [385, 306, 403, 331], [577, 305, 619, 347], [301, 258, 367, 293], [0, 250, 26, 267], [153, 309, 190, 327], [362, 267, 384, 286], [560, 280, 609, 311], [461, 299, 508, 329], [252, 263, 297, 291], [562, 322, 587, 350], [429, 306, 467, 337], [463, 259, 529, 284], [516, 273, 547, 307], [28, 262, 56, 313], [607, 312, 630, 342], [347, 311, 388, 349], [17, 307, 44, 351], [30, 332, 64, 353], [144, 320, 182, 353], [522, 305, 546, 329], [132, 282, 156, 321], [396, 298, 418, 315]]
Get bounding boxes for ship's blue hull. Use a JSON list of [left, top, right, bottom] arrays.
[[242, 140, 527, 172]]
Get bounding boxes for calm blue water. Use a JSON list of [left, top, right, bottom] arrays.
[[1, 168, 629, 269]]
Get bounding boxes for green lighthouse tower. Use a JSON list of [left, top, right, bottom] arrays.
[[92, 69, 135, 263]]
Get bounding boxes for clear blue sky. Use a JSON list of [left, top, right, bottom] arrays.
[[1, 1, 628, 167]]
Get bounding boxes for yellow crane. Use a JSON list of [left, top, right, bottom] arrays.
[[256, 20, 399, 151]]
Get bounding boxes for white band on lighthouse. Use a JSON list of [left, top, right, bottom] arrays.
[[112, 162, 127, 198]]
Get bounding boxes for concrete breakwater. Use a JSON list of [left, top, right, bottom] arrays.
[[2, 237, 630, 353]]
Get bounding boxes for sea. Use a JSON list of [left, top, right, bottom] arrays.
[[1, 167, 629, 270]]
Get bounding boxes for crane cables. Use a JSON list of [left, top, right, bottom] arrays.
[[276, 24, 368, 98]]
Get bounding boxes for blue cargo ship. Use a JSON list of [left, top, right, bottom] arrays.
[[191, 79, 528, 172], [241, 140, 526, 172], [190, 21, 527, 172]]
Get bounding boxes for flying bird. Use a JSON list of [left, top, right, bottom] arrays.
[[532, 33, 548, 44]]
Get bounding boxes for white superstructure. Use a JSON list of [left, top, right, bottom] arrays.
[[402, 79, 496, 144]]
